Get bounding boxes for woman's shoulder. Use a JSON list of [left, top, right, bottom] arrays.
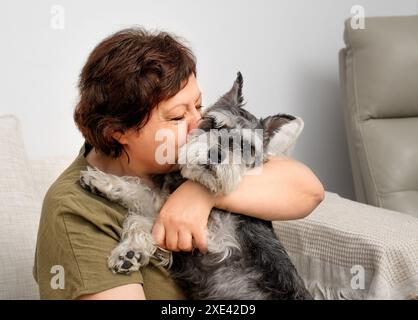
[[34, 164, 141, 299], [42, 155, 90, 212], [40, 150, 127, 233]]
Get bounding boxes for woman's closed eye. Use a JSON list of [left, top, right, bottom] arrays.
[[171, 105, 204, 122], [171, 115, 185, 121]]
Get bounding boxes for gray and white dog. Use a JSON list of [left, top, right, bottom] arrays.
[[79, 72, 312, 299]]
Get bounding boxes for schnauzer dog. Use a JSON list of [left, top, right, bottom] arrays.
[[79, 72, 312, 299]]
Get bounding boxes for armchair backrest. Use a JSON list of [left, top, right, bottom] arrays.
[[339, 15, 418, 217]]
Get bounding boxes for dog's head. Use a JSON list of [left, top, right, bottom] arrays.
[[178, 72, 304, 194], [198, 72, 304, 158]]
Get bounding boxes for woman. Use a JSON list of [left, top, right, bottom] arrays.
[[33, 27, 324, 300]]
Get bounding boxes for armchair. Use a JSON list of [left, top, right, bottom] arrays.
[[339, 15, 418, 217]]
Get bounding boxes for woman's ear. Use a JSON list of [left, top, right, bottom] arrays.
[[111, 130, 129, 145]]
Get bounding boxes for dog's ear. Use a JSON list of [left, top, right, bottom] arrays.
[[261, 114, 304, 156], [213, 72, 245, 108]]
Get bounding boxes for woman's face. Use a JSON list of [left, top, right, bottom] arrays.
[[117, 74, 203, 175]]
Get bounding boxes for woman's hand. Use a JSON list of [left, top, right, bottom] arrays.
[[151, 180, 216, 253]]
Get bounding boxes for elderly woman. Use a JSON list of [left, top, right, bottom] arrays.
[[33, 27, 324, 300]]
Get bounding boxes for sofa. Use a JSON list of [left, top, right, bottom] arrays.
[[339, 15, 418, 216], [1, 113, 417, 300], [0, 115, 73, 299]]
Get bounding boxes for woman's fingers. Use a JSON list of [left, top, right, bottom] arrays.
[[178, 231, 193, 251], [151, 221, 166, 248], [193, 227, 208, 254], [152, 221, 208, 253], [165, 227, 179, 252]]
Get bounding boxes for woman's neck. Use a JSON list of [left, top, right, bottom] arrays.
[[85, 147, 154, 187]]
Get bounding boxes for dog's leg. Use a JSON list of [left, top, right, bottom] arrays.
[[79, 166, 159, 217], [237, 216, 313, 300], [108, 214, 171, 273]]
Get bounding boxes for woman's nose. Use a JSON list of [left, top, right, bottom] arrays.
[[188, 110, 202, 132]]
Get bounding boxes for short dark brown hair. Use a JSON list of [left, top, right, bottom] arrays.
[[74, 27, 196, 159]]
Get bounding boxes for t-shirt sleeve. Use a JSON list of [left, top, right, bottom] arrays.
[[35, 202, 143, 300]]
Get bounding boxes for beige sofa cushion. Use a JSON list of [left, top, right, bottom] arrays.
[[0, 115, 40, 299], [30, 157, 73, 203]]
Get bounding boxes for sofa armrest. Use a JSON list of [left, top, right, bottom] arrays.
[[29, 157, 73, 201], [273, 191, 418, 300]]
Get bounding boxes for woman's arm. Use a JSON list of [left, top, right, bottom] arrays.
[[215, 155, 325, 221], [77, 283, 146, 300], [152, 156, 324, 253]]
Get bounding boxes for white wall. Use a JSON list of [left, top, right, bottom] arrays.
[[1, 0, 417, 200]]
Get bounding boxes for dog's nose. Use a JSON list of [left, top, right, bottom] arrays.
[[196, 118, 203, 128], [189, 115, 202, 132]]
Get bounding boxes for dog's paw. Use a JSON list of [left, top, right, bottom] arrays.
[[79, 167, 109, 197], [108, 247, 148, 274]]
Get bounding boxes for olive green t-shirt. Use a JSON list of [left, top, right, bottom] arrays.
[[33, 142, 186, 300]]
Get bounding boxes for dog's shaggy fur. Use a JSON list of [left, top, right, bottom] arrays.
[[79, 72, 312, 299]]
